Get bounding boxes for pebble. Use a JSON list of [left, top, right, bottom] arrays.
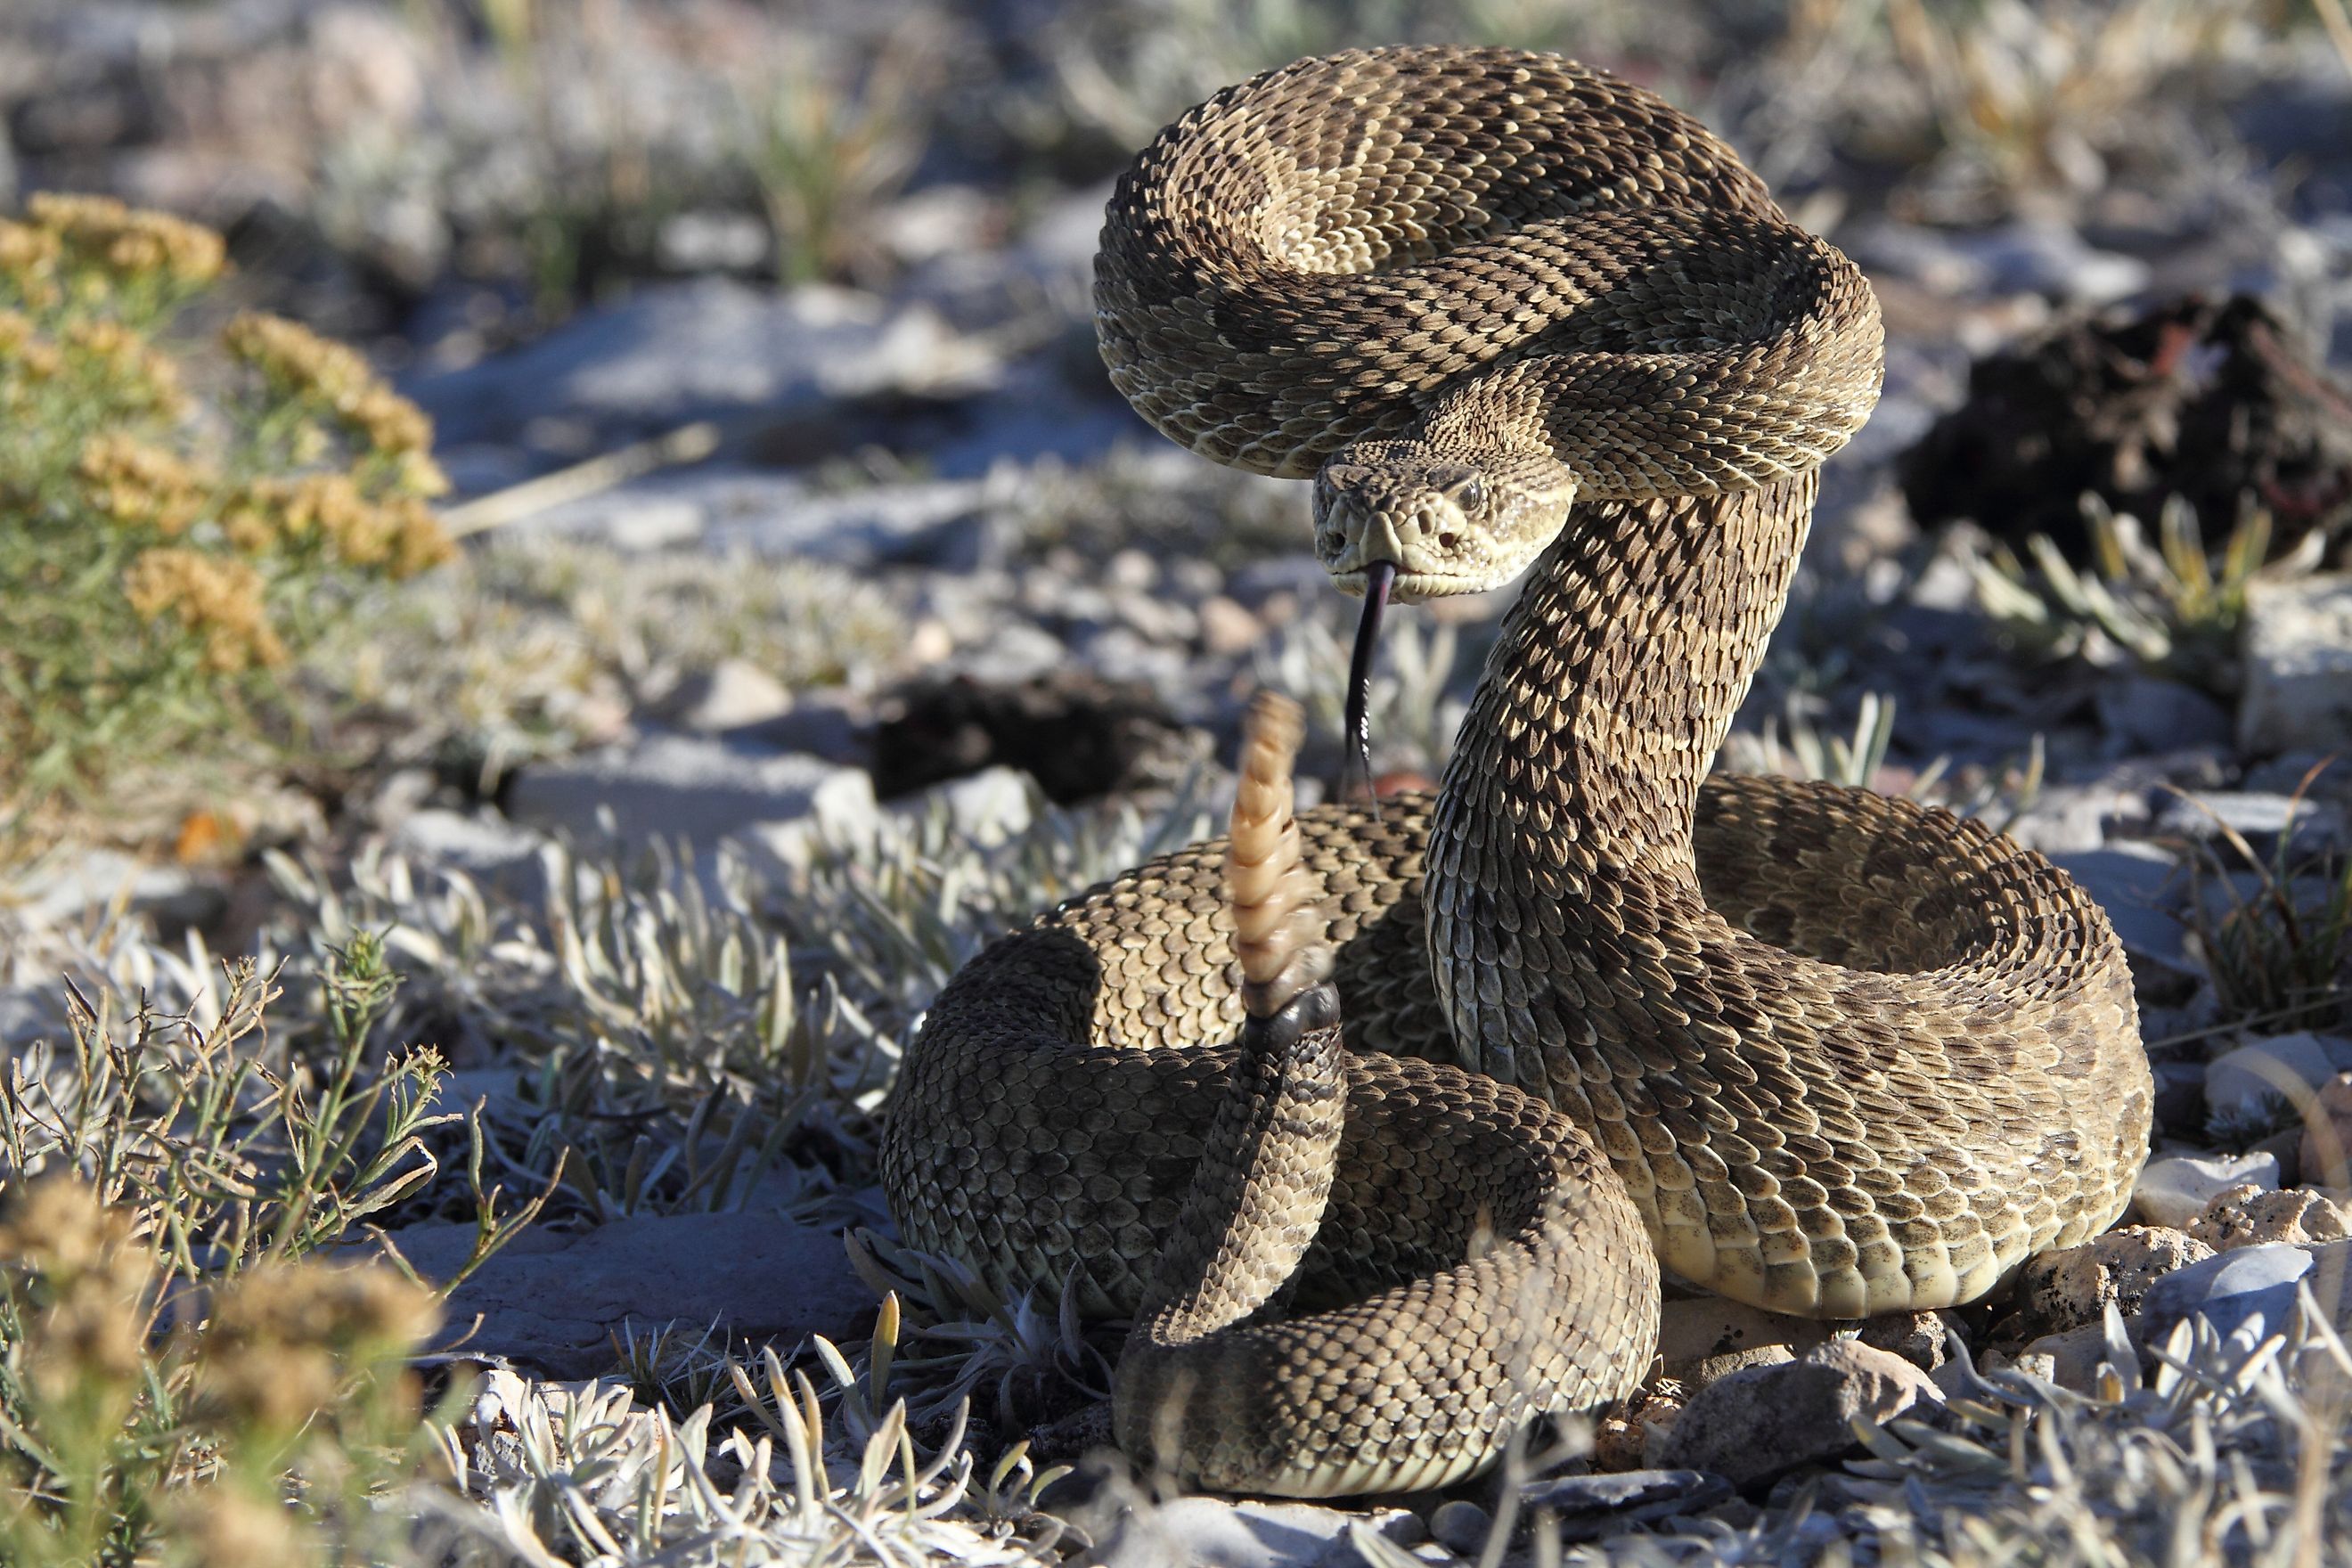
[[388, 809, 551, 900], [506, 734, 878, 847], [640, 657, 795, 733], [1198, 594, 1266, 655], [2239, 576, 2352, 756], [2133, 1149, 2283, 1229], [2096, 675, 2234, 757], [1095, 1499, 1422, 1568], [2152, 792, 2344, 860], [1425, 1500, 1490, 1556], [2138, 1241, 2315, 1342], [1519, 1469, 1733, 1543]]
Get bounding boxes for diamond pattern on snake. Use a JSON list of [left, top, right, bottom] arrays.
[[881, 44, 2153, 1499]]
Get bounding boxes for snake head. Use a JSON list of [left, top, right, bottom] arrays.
[[1311, 440, 1579, 601]]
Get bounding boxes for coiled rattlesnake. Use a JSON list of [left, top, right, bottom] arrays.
[[881, 45, 2152, 1497]]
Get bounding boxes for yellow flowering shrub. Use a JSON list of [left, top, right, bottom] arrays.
[[0, 195, 455, 816]]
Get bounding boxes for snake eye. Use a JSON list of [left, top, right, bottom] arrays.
[[1450, 477, 1485, 512]]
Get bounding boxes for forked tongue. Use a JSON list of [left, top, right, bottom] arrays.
[[1342, 560, 1394, 814]]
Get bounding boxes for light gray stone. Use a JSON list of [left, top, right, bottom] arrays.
[[1096, 1498, 1422, 1568], [2152, 792, 2344, 859], [898, 764, 1035, 844], [389, 809, 550, 898], [2138, 1242, 2315, 1342], [376, 1212, 875, 1379], [1518, 1470, 1735, 1543], [643, 658, 794, 734], [507, 735, 875, 846], [2206, 1033, 2352, 1125], [2135, 1150, 2283, 1229], [2240, 576, 2352, 756], [9, 847, 224, 931]]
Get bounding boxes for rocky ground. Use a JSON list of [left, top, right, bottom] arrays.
[[6, 2, 2352, 1564]]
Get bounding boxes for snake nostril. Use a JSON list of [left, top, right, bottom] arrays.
[[1437, 531, 1459, 551]]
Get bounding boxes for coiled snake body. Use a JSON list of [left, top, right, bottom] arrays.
[[882, 45, 2152, 1497]]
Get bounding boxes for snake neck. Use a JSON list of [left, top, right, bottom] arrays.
[[1423, 471, 1815, 1088]]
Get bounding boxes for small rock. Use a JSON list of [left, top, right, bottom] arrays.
[[2133, 1150, 2283, 1229], [389, 809, 550, 900], [899, 765, 1035, 845], [736, 690, 866, 766], [1656, 1342, 1940, 1490], [9, 847, 225, 932], [2153, 792, 2344, 860], [1197, 594, 1264, 656], [1426, 1500, 1490, 1556], [1592, 1379, 1687, 1471], [1096, 1498, 1422, 1568], [1858, 1311, 1956, 1371], [373, 1212, 875, 1380], [2240, 576, 2352, 756], [2139, 1242, 2315, 1342], [2013, 1225, 2213, 1337], [507, 735, 877, 846], [2303, 1074, 2352, 1188], [2207, 1034, 2352, 1129], [1519, 1469, 1734, 1543], [2014, 1321, 2129, 1394], [643, 658, 794, 733], [2189, 1185, 2351, 1252]]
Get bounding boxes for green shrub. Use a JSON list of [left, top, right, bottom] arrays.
[[0, 194, 455, 832]]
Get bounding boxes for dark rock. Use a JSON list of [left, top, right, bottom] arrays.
[[870, 669, 1193, 804], [1655, 1342, 1940, 1491], [1899, 295, 2352, 561]]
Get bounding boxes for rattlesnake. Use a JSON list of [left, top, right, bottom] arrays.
[[881, 45, 2152, 1497]]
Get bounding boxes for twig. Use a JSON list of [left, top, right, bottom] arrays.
[[439, 420, 723, 537]]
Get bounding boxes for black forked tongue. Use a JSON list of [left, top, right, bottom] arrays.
[[1342, 560, 1395, 816]]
